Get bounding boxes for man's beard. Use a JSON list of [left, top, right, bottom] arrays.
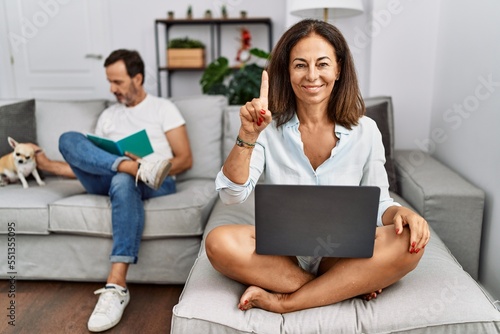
[[115, 83, 139, 106]]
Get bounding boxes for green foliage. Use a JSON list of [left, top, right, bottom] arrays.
[[227, 63, 264, 105], [200, 57, 231, 96], [168, 37, 205, 49], [249, 48, 270, 59], [200, 48, 270, 105]]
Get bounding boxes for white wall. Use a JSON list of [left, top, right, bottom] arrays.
[[429, 0, 500, 301], [369, 0, 500, 301], [368, 0, 441, 150]]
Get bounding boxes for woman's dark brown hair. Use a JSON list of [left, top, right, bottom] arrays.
[[267, 19, 365, 129]]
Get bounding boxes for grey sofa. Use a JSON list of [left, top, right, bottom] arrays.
[[0, 95, 227, 283], [0, 95, 499, 332]]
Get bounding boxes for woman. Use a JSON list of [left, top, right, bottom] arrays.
[[205, 19, 430, 313]]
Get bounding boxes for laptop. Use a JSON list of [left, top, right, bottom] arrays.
[[255, 184, 380, 258]]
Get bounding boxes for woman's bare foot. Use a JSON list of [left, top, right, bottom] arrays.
[[360, 289, 383, 301], [238, 286, 290, 313]]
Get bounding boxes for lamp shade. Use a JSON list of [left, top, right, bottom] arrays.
[[290, 0, 364, 20]]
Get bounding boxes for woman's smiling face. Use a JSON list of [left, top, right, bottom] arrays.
[[289, 33, 340, 108]]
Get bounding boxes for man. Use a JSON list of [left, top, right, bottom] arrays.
[[33, 49, 192, 332]]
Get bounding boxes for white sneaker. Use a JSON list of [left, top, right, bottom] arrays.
[[135, 159, 172, 190], [87, 284, 130, 332]]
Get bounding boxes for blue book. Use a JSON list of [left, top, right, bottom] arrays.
[[87, 129, 154, 158]]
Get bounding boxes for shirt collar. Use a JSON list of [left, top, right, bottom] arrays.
[[284, 113, 351, 136]]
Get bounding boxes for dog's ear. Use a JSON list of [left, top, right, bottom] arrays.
[[8, 137, 18, 149]]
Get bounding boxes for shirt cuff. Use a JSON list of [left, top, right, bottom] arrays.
[[215, 169, 253, 204], [377, 201, 401, 227]]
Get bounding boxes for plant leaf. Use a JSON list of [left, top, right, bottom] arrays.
[[249, 48, 270, 60], [200, 51, 268, 104], [199, 57, 231, 94], [227, 63, 264, 105], [168, 37, 205, 49]]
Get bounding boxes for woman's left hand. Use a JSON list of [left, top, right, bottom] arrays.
[[392, 206, 430, 253]]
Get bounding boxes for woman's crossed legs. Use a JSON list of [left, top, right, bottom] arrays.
[[205, 224, 424, 313]]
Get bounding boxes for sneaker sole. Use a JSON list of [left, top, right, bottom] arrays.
[[88, 316, 122, 333], [88, 298, 130, 332], [152, 160, 172, 190]]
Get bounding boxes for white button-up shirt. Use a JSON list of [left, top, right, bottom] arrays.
[[216, 114, 399, 226]]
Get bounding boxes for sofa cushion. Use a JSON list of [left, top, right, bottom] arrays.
[[365, 96, 398, 193], [172, 255, 284, 334], [281, 235, 500, 333], [173, 246, 500, 333], [35, 100, 107, 162], [171, 95, 227, 181], [48, 179, 217, 238], [0, 234, 201, 284], [222, 105, 242, 160], [173, 195, 500, 333], [0, 99, 37, 156], [0, 178, 85, 235]]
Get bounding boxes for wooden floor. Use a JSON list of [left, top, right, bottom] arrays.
[[0, 280, 184, 334]]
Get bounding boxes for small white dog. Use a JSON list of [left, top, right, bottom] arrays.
[[0, 137, 45, 189]]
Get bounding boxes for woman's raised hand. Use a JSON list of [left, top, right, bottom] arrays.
[[238, 70, 273, 141]]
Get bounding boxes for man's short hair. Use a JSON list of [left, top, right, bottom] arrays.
[[104, 49, 145, 85]]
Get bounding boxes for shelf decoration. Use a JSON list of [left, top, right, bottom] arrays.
[[187, 5, 193, 19], [167, 37, 205, 68], [221, 5, 228, 19], [204, 10, 212, 19], [167, 11, 174, 20], [236, 27, 252, 63], [155, 16, 272, 97]]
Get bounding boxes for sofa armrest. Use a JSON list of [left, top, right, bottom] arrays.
[[394, 150, 485, 280]]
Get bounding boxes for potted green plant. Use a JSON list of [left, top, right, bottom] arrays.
[[221, 5, 228, 19], [187, 5, 193, 19], [200, 48, 270, 105], [167, 37, 206, 68]]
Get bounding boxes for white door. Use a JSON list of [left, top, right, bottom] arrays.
[[3, 0, 111, 100]]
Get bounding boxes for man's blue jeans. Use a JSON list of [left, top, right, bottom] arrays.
[[59, 131, 176, 264]]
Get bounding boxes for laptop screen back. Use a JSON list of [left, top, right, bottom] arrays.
[[255, 184, 380, 258]]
